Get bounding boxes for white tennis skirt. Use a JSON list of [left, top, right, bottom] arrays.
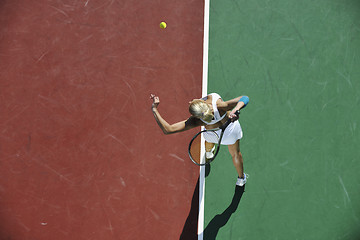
[[204, 121, 243, 145]]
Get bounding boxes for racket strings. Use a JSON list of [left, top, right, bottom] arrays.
[[203, 131, 220, 143], [189, 130, 220, 165]]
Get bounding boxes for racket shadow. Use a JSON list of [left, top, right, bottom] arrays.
[[203, 185, 245, 240]]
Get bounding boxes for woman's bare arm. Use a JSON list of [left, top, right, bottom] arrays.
[[150, 94, 204, 134], [218, 95, 249, 119]]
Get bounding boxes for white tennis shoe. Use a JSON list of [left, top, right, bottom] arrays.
[[236, 173, 248, 187]]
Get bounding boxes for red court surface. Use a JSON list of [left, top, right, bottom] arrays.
[[0, 1, 204, 239]]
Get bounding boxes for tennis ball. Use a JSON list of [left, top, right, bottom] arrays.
[[160, 22, 167, 29]]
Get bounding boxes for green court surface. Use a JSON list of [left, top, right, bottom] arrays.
[[204, 0, 360, 239]]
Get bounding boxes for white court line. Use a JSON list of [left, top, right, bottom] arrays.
[[198, 0, 210, 239]]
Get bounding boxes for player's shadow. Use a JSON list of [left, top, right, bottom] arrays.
[[179, 165, 211, 240], [179, 165, 241, 240], [179, 178, 199, 240], [203, 184, 245, 240]]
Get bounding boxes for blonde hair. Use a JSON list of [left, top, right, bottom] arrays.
[[189, 99, 214, 123]]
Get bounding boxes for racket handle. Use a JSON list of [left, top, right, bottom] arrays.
[[220, 110, 240, 130]]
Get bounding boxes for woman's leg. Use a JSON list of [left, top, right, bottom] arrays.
[[205, 141, 215, 152], [228, 140, 244, 178], [205, 141, 215, 159]]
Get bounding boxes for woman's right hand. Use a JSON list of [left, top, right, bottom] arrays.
[[150, 94, 160, 109]]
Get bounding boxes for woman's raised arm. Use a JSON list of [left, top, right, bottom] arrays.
[[150, 94, 204, 134]]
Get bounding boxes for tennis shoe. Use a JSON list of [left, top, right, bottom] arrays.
[[205, 145, 216, 159], [236, 173, 248, 187]]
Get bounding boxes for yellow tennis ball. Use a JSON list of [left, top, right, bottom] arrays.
[[160, 22, 167, 29]]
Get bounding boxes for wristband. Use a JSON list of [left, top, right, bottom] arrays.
[[238, 96, 249, 107]]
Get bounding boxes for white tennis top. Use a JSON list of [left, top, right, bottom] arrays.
[[200, 93, 227, 125]]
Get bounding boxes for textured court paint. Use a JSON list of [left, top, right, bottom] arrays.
[[205, 0, 360, 239], [0, 1, 204, 239]]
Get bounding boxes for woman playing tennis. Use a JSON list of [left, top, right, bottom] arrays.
[[150, 93, 249, 186]]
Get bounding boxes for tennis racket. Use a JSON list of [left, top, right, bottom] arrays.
[[188, 110, 240, 166]]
